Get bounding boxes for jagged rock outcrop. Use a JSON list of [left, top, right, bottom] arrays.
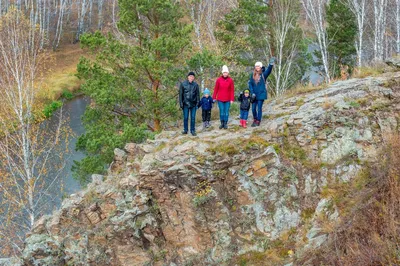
[[386, 56, 400, 68], [21, 71, 400, 265]]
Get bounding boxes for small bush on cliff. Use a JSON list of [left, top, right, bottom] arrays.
[[193, 180, 213, 207], [296, 134, 400, 266]]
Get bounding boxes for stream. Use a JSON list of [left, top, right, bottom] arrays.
[[52, 95, 89, 196]]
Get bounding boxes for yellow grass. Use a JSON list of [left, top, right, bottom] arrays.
[[38, 44, 84, 101], [351, 63, 387, 79]]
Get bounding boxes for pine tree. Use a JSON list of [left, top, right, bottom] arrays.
[[216, 0, 269, 89], [216, 0, 269, 66], [74, 0, 192, 183], [326, 0, 357, 77]]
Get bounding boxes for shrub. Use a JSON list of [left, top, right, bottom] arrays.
[[61, 89, 74, 100], [193, 180, 213, 207], [43, 100, 63, 118]]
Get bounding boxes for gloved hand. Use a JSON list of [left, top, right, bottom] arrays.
[[251, 93, 256, 103], [269, 57, 276, 65]]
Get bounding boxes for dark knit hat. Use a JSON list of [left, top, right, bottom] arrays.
[[187, 71, 196, 77]]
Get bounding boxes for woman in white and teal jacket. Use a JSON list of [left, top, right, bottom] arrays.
[[248, 57, 275, 127]]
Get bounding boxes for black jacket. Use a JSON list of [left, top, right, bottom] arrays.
[[179, 80, 200, 108], [238, 92, 251, 111]]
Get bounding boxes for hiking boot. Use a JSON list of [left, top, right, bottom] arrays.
[[182, 130, 188, 134], [251, 120, 258, 127], [223, 121, 228, 129], [203, 122, 207, 129], [256, 120, 260, 126], [191, 131, 197, 136], [219, 121, 224, 129], [206, 121, 211, 128]]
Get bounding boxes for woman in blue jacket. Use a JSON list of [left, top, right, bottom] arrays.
[[248, 57, 275, 127]]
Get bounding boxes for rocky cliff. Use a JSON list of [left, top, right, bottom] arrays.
[[21, 69, 400, 266]]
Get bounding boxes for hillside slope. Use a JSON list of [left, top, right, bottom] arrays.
[[21, 69, 400, 266]]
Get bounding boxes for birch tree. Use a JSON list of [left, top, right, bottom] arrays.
[[52, 0, 66, 49], [301, 0, 331, 83], [97, 0, 104, 30], [0, 9, 67, 256], [372, 0, 387, 61], [345, 0, 366, 66], [76, 0, 88, 41], [268, 0, 305, 96], [395, 0, 400, 54]]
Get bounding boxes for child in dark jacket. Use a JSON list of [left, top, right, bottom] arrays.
[[238, 89, 252, 128], [198, 88, 213, 128]]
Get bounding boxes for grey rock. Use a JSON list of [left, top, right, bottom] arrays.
[[386, 56, 400, 68], [114, 148, 127, 162], [91, 174, 103, 184]]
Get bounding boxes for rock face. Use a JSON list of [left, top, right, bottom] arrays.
[[21, 72, 400, 265]]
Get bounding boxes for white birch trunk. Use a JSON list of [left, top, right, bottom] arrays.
[[396, 0, 400, 54], [301, 0, 331, 83], [0, 10, 66, 254], [345, 0, 366, 67], [98, 0, 104, 30], [268, 0, 301, 96], [372, 0, 387, 61]]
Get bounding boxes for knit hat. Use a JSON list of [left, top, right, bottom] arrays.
[[187, 71, 196, 77], [222, 65, 229, 73], [203, 88, 210, 95], [244, 89, 250, 93], [255, 61, 263, 67]]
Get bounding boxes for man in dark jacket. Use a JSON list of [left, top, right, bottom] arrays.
[[179, 72, 200, 136]]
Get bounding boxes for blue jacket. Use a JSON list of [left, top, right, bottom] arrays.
[[248, 64, 273, 100], [198, 96, 213, 111]]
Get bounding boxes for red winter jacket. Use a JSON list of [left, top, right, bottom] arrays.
[[212, 76, 235, 102]]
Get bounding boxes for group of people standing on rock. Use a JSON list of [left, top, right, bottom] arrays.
[[178, 58, 275, 136]]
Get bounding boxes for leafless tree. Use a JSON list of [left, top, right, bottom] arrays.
[[268, 0, 302, 96], [345, 0, 366, 66], [300, 0, 331, 83], [0, 9, 67, 256], [372, 0, 388, 61]]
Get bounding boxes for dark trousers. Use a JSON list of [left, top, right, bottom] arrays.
[[202, 109, 211, 122], [252, 100, 264, 121], [240, 110, 249, 120], [183, 106, 197, 132]]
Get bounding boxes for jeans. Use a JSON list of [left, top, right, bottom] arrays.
[[202, 109, 211, 122], [240, 110, 249, 120], [252, 100, 264, 121], [183, 106, 197, 132], [217, 101, 231, 122]]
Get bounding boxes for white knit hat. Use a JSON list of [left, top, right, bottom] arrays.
[[222, 65, 229, 73], [255, 61, 263, 67]]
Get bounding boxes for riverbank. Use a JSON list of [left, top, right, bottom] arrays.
[[40, 44, 84, 100]]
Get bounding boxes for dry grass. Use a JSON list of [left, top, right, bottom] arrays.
[[296, 134, 400, 266], [351, 63, 388, 79], [277, 81, 328, 101], [38, 44, 84, 101], [321, 96, 334, 110]]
